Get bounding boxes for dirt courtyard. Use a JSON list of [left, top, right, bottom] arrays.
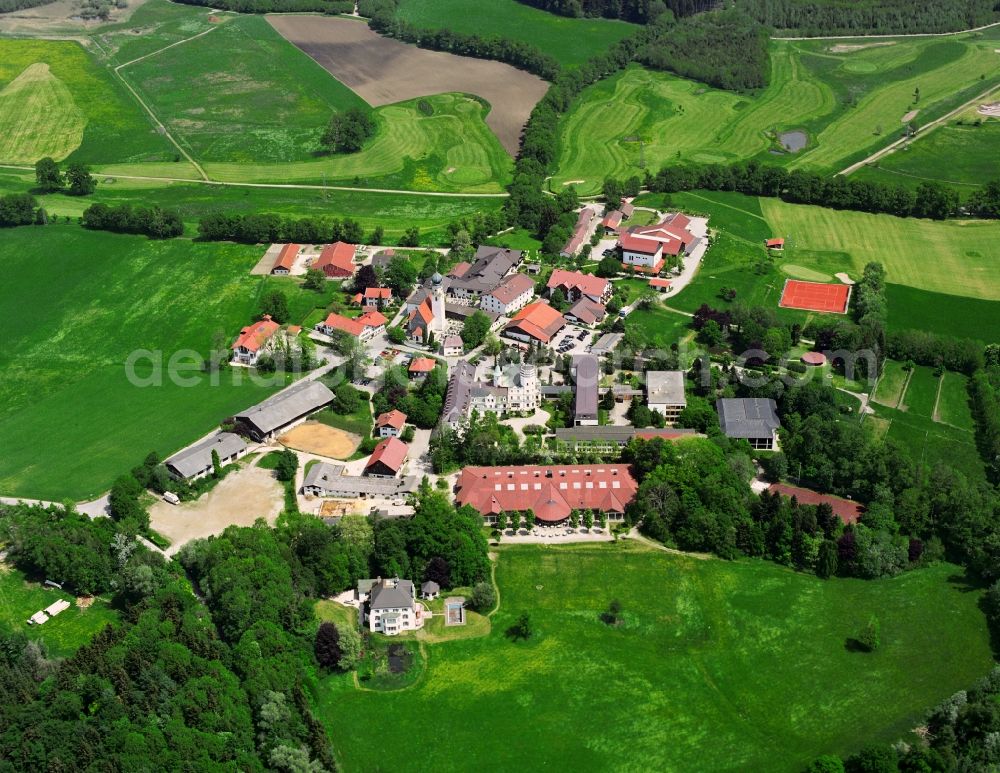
[[149, 465, 284, 556], [266, 15, 548, 155], [279, 421, 360, 459]]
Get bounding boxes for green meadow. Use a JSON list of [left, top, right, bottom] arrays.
[[395, 0, 638, 67], [315, 544, 993, 772], [553, 33, 1000, 195], [0, 226, 297, 500], [0, 38, 173, 165], [0, 567, 119, 658]]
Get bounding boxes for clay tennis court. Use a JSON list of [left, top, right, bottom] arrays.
[[279, 421, 360, 459], [266, 15, 548, 154], [779, 279, 851, 314]]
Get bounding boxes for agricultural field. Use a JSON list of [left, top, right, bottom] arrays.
[[0, 226, 294, 500], [852, 113, 1000, 191], [394, 0, 638, 67], [0, 38, 173, 165], [0, 167, 505, 244], [870, 362, 981, 479], [882, 283, 1000, 340], [315, 544, 992, 771], [0, 566, 119, 658], [92, 0, 224, 65], [552, 33, 1000, 194]]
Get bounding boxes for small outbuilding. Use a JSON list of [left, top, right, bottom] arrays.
[[421, 581, 440, 600], [801, 351, 827, 367]]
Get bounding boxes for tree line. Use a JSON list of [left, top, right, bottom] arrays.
[[198, 211, 373, 245], [647, 160, 989, 220], [172, 0, 351, 12], [81, 202, 184, 239], [512, 0, 713, 23], [740, 0, 1000, 35], [0, 194, 44, 228], [969, 348, 1000, 484]]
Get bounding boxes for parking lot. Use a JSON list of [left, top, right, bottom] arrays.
[[551, 324, 594, 357]]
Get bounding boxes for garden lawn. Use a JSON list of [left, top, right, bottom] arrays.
[[899, 365, 939, 417], [0, 566, 119, 658], [0, 167, 504, 245], [0, 226, 291, 500], [0, 39, 173, 165], [395, 0, 637, 68], [873, 360, 909, 408], [625, 305, 692, 347], [873, 403, 983, 480], [314, 544, 993, 772], [935, 371, 975, 431], [314, 401, 373, 439]]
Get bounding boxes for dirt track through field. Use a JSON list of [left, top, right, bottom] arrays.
[[266, 15, 548, 155]]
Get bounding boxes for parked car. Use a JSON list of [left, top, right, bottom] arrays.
[[163, 492, 180, 505]]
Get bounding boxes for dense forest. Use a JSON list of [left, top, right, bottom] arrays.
[[512, 0, 714, 23], [171, 0, 351, 13], [740, 0, 1000, 35]]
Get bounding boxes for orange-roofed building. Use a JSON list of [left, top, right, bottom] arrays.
[[768, 483, 864, 525], [271, 244, 300, 275], [649, 277, 671, 293], [315, 309, 386, 341], [375, 409, 407, 438], [504, 301, 566, 344], [454, 464, 638, 526], [232, 315, 280, 365], [363, 286, 392, 308], [313, 242, 356, 278], [766, 238, 785, 250], [364, 437, 408, 478], [408, 357, 436, 379]]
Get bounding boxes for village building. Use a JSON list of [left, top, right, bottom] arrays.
[[649, 277, 671, 294], [441, 335, 464, 357], [301, 461, 417, 498], [408, 357, 436, 379], [364, 437, 408, 478], [766, 238, 785, 250], [231, 315, 280, 366], [316, 310, 387, 342], [362, 287, 392, 308], [564, 297, 607, 326], [375, 409, 407, 438], [313, 242, 356, 279], [504, 301, 566, 345], [573, 355, 600, 426], [165, 432, 247, 481], [619, 213, 699, 272], [442, 362, 539, 426], [645, 371, 687, 423], [590, 332, 623, 358], [454, 464, 639, 526], [716, 397, 781, 450], [554, 426, 701, 453], [619, 200, 635, 219], [358, 577, 423, 636], [371, 249, 395, 270], [547, 269, 612, 305], [271, 243, 299, 275], [447, 246, 522, 300], [602, 209, 623, 234], [480, 272, 535, 316], [234, 380, 334, 441], [406, 273, 447, 343], [560, 208, 596, 258]]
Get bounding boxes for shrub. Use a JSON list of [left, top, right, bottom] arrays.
[[469, 581, 495, 613], [856, 616, 881, 652]]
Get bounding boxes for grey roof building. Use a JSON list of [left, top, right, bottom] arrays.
[[443, 361, 477, 426], [590, 332, 623, 357], [645, 371, 687, 421], [235, 380, 334, 441], [421, 580, 440, 598], [573, 354, 600, 426], [369, 579, 415, 611], [165, 432, 247, 480], [301, 462, 417, 498], [716, 398, 781, 449], [447, 246, 522, 296]]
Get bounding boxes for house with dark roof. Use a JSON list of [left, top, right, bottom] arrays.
[[455, 464, 638, 526], [564, 297, 606, 326], [503, 301, 565, 345], [364, 437, 408, 478], [573, 355, 599, 426], [301, 462, 417, 498], [359, 577, 422, 635], [313, 242, 356, 278], [716, 397, 781, 450], [554, 425, 701, 453], [235, 380, 334, 441], [165, 432, 247, 480], [447, 246, 522, 299], [560, 208, 596, 258], [420, 581, 439, 600]]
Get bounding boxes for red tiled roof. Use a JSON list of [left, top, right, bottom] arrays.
[[449, 262, 472, 278], [649, 277, 671, 288], [322, 310, 385, 336], [769, 483, 864, 525], [488, 273, 534, 306], [505, 301, 565, 343], [602, 210, 623, 229], [352, 293, 363, 304], [232, 316, 279, 353], [273, 244, 300, 272], [286, 325, 302, 335], [455, 464, 638, 523], [409, 357, 436, 373], [357, 310, 387, 327], [547, 269, 609, 300], [376, 409, 407, 430], [366, 437, 408, 474], [621, 259, 666, 275], [766, 238, 785, 248], [364, 287, 392, 300], [618, 231, 664, 255], [314, 242, 355, 277], [801, 351, 827, 366], [619, 214, 695, 257]]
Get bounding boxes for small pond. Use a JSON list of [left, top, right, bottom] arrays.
[[778, 130, 808, 152], [387, 643, 413, 674]]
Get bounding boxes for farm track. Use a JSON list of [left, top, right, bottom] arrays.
[[774, 20, 1000, 41]]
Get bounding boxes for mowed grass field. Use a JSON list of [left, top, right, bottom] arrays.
[[871, 362, 981, 478], [0, 226, 290, 500], [553, 34, 1000, 194], [0, 167, 504, 244], [0, 566, 119, 658], [394, 0, 637, 67], [0, 39, 173, 165], [315, 544, 993, 771]]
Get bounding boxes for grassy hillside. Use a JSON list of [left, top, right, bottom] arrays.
[[553, 33, 1000, 194], [316, 544, 993, 771], [0, 226, 293, 500], [0, 39, 174, 165], [395, 0, 638, 67]]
